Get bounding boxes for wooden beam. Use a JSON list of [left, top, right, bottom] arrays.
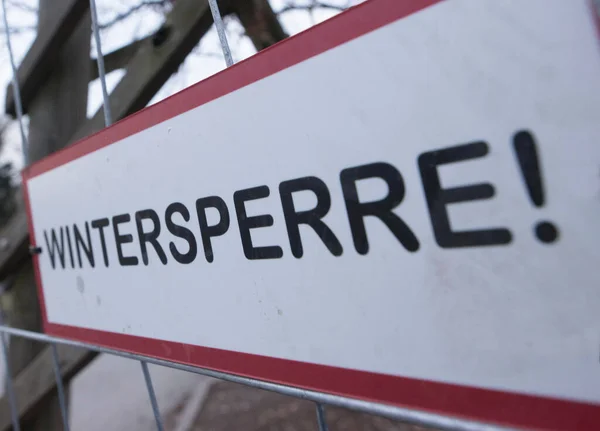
[[0, 345, 97, 431], [0, 0, 222, 280], [72, 0, 217, 142], [90, 36, 151, 81], [4, 0, 89, 116], [0, 191, 28, 281]]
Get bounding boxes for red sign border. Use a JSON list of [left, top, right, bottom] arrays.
[[21, 0, 600, 429]]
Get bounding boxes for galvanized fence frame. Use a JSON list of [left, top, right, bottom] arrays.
[[0, 1, 509, 430]]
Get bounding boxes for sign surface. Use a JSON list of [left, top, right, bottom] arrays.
[[22, 0, 600, 429]]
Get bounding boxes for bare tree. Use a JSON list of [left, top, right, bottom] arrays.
[[1, 0, 355, 51], [0, 0, 356, 159]]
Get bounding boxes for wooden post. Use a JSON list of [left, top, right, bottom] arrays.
[[1, 1, 91, 429], [4, 0, 88, 116]]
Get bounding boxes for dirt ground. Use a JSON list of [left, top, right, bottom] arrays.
[[180, 381, 430, 431]]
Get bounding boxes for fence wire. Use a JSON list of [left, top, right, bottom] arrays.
[[88, 0, 165, 429], [0, 1, 512, 431], [50, 343, 70, 431]]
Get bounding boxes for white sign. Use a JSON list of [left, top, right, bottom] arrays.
[[23, 0, 600, 429]]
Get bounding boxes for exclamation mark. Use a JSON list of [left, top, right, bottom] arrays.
[[512, 130, 559, 244]]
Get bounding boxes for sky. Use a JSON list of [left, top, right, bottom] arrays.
[[0, 0, 362, 172]]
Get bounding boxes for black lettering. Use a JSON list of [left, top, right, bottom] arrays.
[[233, 186, 283, 260], [91, 218, 110, 267], [340, 162, 419, 254], [135, 209, 167, 265], [418, 141, 512, 247], [279, 176, 343, 258], [112, 214, 139, 266], [43, 228, 66, 269], [196, 196, 230, 263], [74, 222, 95, 268], [165, 202, 197, 264], [65, 226, 75, 268]]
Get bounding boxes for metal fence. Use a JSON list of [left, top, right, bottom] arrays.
[[0, 1, 506, 430]]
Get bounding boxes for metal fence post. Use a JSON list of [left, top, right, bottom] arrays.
[[316, 402, 330, 431], [207, 0, 234, 67]]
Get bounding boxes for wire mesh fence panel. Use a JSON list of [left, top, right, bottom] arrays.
[[1, 1, 600, 430]]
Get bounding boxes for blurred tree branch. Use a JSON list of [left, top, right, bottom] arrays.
[[98, 0, 172, 29], [1, 0, 353, 38], [275, 0, 350, 14]]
